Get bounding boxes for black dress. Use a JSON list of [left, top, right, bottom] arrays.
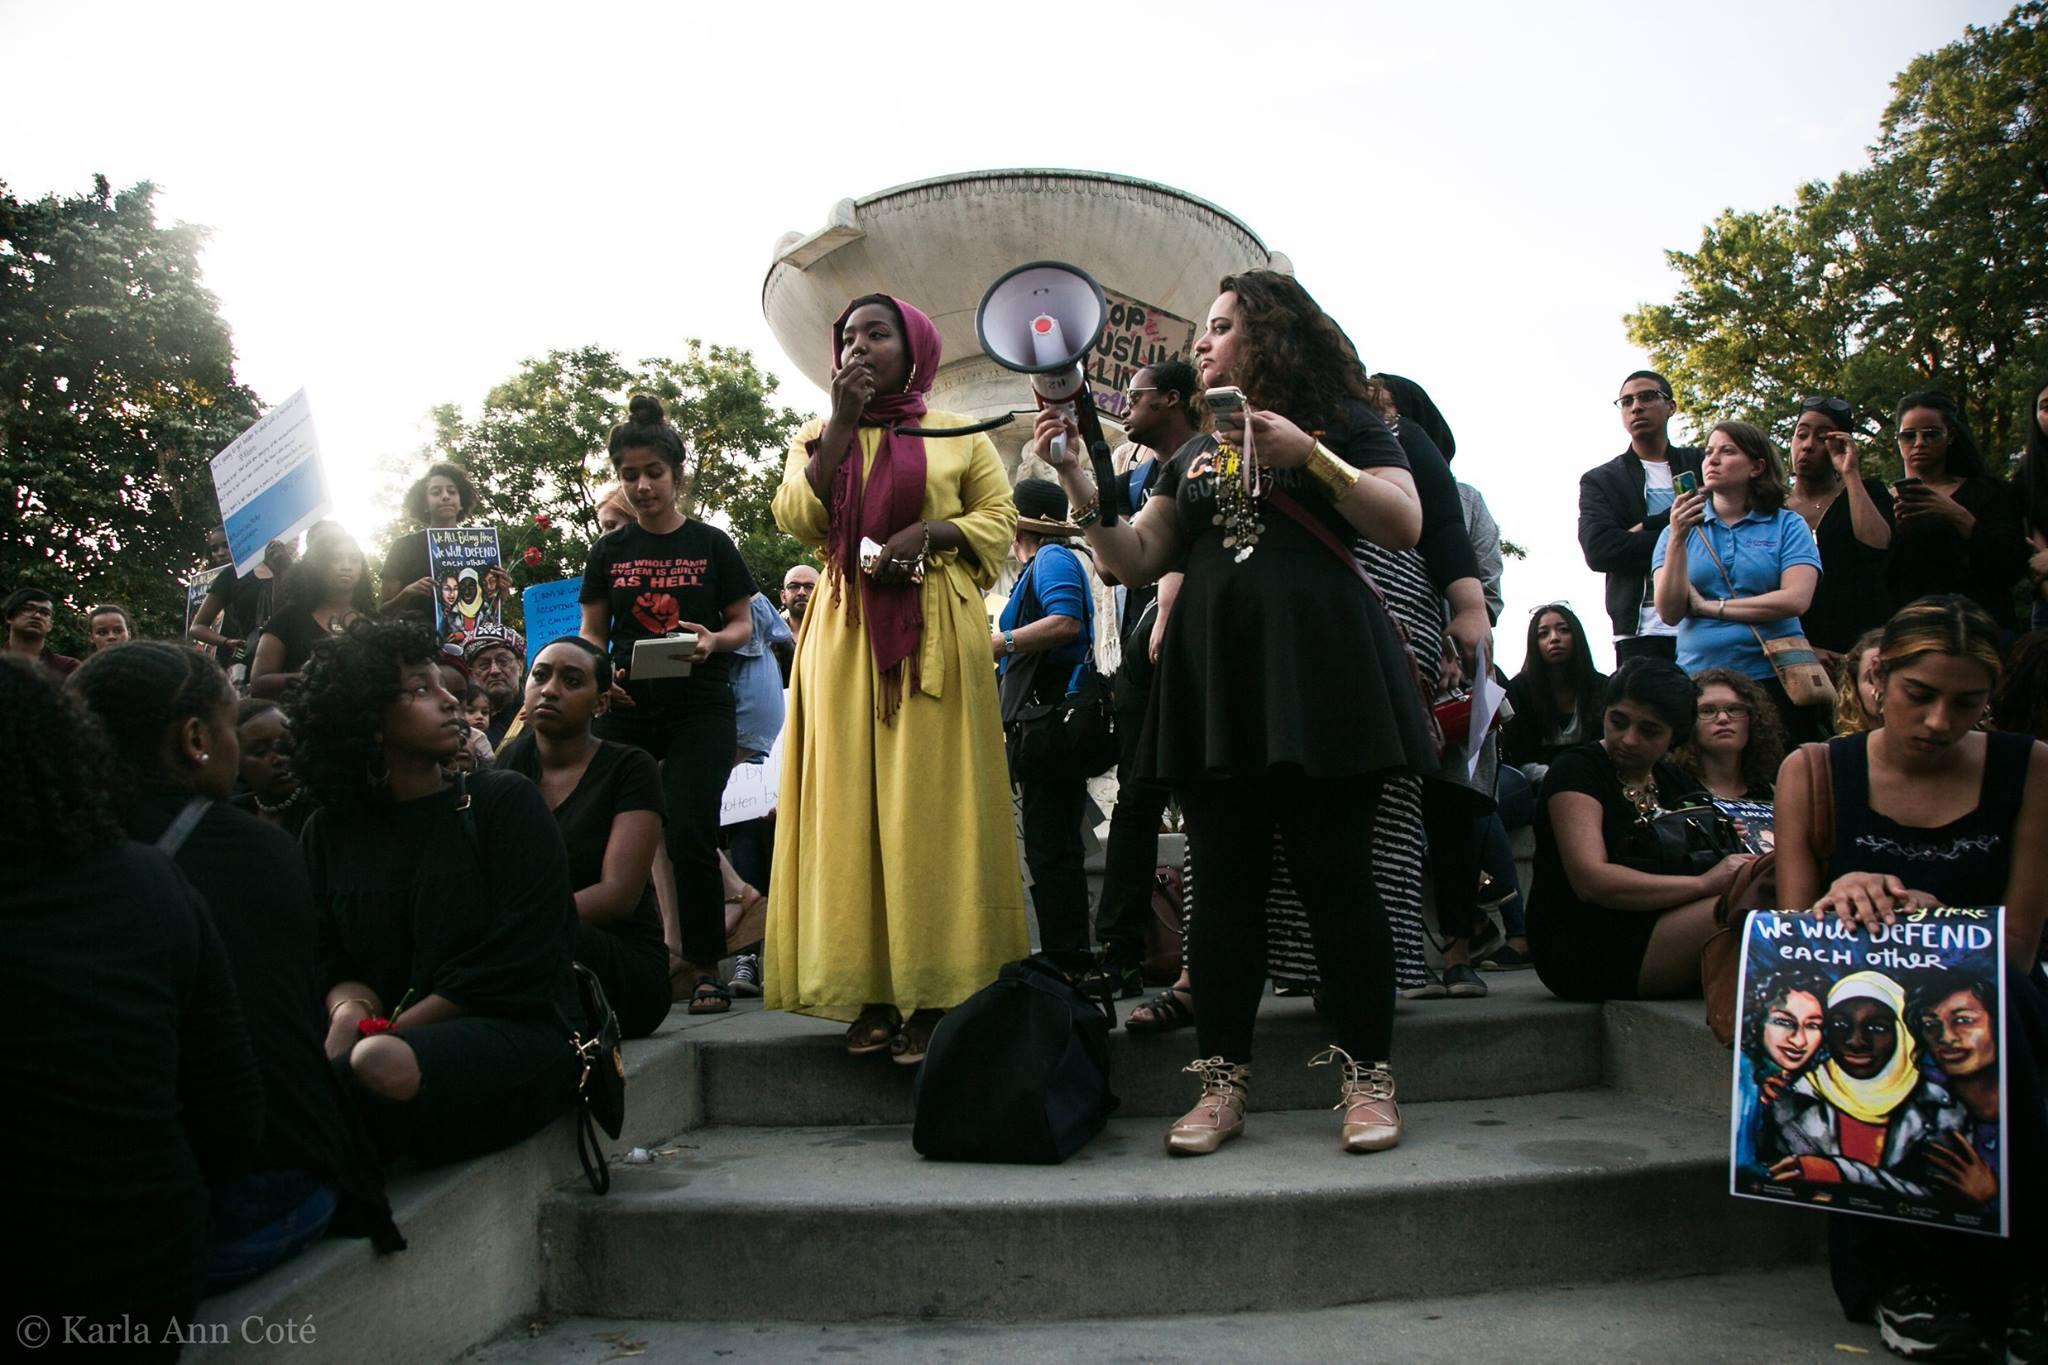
[[1800, 480, 1896, 654], [1526, 742, 1710, 1001], [1886, 475, 2030, 631], [303, 770, 582, 1166], [1139, 400, 1439, 784], [494, 736, 672, 1039], [128, 787, 398, 1252], [1, 842, 262, 1343], [1818, 730, 2047, 1322]]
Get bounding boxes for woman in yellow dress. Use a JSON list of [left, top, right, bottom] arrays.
[[767, 294, 1028, 1062]]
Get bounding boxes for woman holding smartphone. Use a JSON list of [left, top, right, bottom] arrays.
[[1651, 420, 1823, 738], [1784, 396, 1893, 666], [1883, 390, 2029, 632], [1039, 270, 1436, 1157], [579, 395, 755, 1016]]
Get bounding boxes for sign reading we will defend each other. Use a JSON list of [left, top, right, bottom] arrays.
[[427, 528, 504, 651], [1084, 288, 1197, 425], [1729, 906, 2007, 1237], [210, 389, 332, 575]]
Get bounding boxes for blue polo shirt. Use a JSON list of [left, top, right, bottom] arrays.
[[1651, 507, 1822, 679], [998, 542, 1092, 690]]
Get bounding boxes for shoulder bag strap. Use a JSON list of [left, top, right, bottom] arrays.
[[1688, 516, 1787, 661], [155, 797, 212, 857], [1799, 741, 1835, 863]]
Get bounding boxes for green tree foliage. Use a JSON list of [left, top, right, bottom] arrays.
[[1626, 3, 2048, 472], [379, 342, 815, 625], [1, 176, 263, 645]]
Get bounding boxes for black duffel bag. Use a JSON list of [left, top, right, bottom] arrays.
[[911, 955, 1120, 1164], [1002, 657, 1117, 783]]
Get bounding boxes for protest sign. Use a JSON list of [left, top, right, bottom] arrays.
[[185, 565, 228, 636], [1729, 906, 2006, 1236], [1084, 288, 1197, 424], [209, 389, 331, 575], [520, 578, 584, 670], [1713, 799, 1776, 854], [427, 528, 504, 651], [721, 721, 783, 826]]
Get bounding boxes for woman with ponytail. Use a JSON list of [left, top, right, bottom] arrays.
[[71, 641, 398, 1287], [767, 294, 1026, 1063], [579, 394, 757, 1016]]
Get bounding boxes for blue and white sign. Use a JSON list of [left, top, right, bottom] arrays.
[[209, 389, 332, 575], [520, 578, 585, 670]]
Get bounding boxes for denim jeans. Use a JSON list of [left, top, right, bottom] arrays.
[[205, 1170, 337, 1294]]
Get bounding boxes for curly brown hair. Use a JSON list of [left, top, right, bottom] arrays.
[[1673, 667, 1787, 796], [1215, 271, 1376, 432]]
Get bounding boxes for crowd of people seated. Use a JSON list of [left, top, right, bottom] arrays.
[[5, 283, 2045, 1362]]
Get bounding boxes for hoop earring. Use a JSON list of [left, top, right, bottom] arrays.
[[365, 753, 390, 788]]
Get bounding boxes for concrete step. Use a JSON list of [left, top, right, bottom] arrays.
[[690, 973, 1603, 1126], [537, 1088, 1822, 1324], [479, 1266, 1859, 1364]]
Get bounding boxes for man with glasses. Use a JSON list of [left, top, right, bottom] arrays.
[[1095, 359, 1204, 998], [3, 586, 81, 678], [1578, 371, 1704, 664]]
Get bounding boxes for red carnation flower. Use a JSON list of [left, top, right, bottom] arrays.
[[357, 1015, 394, 1038], [522, 546, 544, 567], [533, 513, 551, 529]]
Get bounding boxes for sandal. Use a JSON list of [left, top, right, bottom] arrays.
[[687, 973, 732, 1015], [1126, 987, 1194, 1035], [844, 1004, 901, 1056], [724, 887, 768, 954], [890, 1009, 945, 1067]]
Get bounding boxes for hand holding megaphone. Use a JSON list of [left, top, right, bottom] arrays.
[[1030, 407, 1082, 470]]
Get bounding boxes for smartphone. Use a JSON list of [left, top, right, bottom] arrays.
[[1203, 386, 1247, 416], [1674, 471, 1699, 497], [1894, 476, 1925, 494]]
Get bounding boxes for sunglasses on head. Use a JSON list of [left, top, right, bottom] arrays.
[[1799, 395, 1854, 426]]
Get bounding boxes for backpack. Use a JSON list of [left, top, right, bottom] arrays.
[[911, 956, 1120, 1164]]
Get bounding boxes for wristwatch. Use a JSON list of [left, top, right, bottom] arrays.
[[1002, 629, 1016, 655]]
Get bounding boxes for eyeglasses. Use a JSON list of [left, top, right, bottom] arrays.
[[1122, 386, 1158, 401], [13, 603, 54, 618], [1897, 428, 1947, 446], [1615, 391, 1670, 409], [1698, 703, 1752, 720]]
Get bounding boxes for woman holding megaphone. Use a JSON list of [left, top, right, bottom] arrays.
[[767, 295, 1029, 1065], [1038, 270, 1437, 1157]]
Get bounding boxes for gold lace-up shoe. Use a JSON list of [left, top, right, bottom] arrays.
[[1310, 1046, 1402, 1153], [1164, 1057, 1250, 1156]]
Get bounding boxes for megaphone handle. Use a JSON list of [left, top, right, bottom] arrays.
[[1071, 387, 1123, 528]]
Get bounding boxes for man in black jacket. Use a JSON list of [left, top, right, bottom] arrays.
[[1578, 371, 1704, 664]]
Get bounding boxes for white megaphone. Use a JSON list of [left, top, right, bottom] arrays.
[[976, 260, 1125, 525]]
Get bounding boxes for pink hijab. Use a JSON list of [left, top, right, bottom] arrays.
[[812, 295, 942, 721]]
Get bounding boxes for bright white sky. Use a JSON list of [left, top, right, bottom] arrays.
[[1, 0, 2004, 672]]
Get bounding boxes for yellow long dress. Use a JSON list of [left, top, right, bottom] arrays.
[[764, 415, 1029, 1020]]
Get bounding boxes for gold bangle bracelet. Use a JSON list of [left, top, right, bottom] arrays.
[[1305, 441, 1362, 501], [327, 996, 375, 1022]]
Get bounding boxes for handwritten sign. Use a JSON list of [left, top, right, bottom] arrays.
[[721, 723, 783, 826], [520, 578, 585, 669], [1085, 288, 1197, 424], [209, 389, 331, 575], [1730, 906, 2007, 1237], [185, 564, 228, 635]]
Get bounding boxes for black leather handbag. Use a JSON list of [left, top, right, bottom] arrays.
[[1615, 802, 1745, 878]]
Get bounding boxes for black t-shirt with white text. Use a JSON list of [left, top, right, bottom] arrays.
[[579, 519, 756, 693]]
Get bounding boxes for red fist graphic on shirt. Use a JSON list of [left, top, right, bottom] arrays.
[[632, 593, 681, 635]]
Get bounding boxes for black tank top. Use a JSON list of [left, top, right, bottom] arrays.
[[1825, 729, 2034, 905]]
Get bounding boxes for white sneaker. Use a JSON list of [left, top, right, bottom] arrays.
[[730, 953, 762, 998]]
